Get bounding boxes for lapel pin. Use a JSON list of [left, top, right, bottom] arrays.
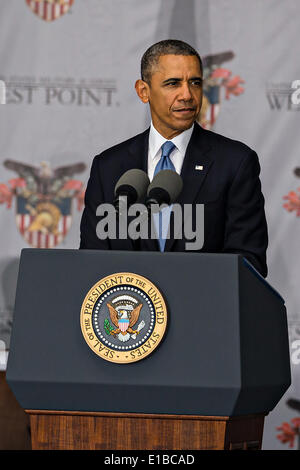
[[195, 165, 203, 171]]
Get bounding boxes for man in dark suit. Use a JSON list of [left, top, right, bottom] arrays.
[[80, 39, 268, 278]]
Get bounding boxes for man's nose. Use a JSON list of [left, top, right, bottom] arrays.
[[178, 83, 193, 101]]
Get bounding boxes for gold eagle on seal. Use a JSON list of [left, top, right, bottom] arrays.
[[107, 294, 144, 343]]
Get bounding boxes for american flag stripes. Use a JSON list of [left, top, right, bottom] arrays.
[[26, 0, 74, 22], [16, 212, 72, 248]]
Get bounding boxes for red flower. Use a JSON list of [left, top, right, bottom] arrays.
[[209, 68, 245, 99], [8, 177, 26, 189], [291, 418, 300, 430], [277, 419, 300, 448], [223, 75, 245, 99], [211, 68, 231, 79], [0, 183, 13, 208], [283, 189, 300, 216], [62, 179, 83, 191]]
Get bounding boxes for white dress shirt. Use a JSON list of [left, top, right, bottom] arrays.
[[147, 122, 194, 181]]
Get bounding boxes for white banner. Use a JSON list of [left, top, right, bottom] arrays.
[[0, 0, 299, 449]]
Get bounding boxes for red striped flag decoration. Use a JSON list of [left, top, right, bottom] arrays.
[[16, 209, 72, 249], [26, 0, 74, 22]]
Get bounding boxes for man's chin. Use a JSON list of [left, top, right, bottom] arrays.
[[173, 117, 196, 131]]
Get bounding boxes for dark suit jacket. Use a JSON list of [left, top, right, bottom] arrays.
[[80, 123, 268, 277]]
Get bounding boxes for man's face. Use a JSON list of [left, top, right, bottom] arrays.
[[136, 54, 203, 139]]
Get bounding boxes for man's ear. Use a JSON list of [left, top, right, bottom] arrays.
[[135, 79, 150, 103]]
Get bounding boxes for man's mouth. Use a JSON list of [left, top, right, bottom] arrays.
[[172, 107, 196, 115]]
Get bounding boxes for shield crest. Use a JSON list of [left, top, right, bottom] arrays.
[[26, 0, 74, 22], [118, 318, 130, 333], [0, 159, 86, 249], [16, 195, 73, 248]]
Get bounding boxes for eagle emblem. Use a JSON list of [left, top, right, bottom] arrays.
[[197, 51, 245, 130], [0, 159, 86, 248], [80, 273, 167, 364], [105, 295, 145, 343], [26, 0, 74, 22]]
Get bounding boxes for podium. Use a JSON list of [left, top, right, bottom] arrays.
[[6, 249, 291, 450]]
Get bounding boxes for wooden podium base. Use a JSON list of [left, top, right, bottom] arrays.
[[26, 410, 265, 450]]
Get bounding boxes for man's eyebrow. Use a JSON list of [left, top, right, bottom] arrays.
[[162, 78, 182, 84], [162, 76, 203, 84]]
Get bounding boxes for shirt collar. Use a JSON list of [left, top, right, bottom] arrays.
[[149, 122, 194, 160]]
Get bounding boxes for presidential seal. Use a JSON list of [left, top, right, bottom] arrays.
[[80, 273, 167, 364]]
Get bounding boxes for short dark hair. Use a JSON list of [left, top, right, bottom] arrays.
[[141, 39, 203, 84]]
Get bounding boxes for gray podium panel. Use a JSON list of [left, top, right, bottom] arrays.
[[6, 249, 290, 416]]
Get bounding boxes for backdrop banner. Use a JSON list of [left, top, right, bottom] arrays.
[[0, 0, 299, 450]]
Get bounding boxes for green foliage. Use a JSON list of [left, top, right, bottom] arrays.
[[104, 318, 114, 335]]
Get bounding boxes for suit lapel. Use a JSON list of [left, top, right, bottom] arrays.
[[127, 128, 149, 172], [111, 128, 150, 252], [164, 124, 214, 252]]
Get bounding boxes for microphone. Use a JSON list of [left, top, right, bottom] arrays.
[[146, 170, 183, 212], [114, 169, 150, 213]]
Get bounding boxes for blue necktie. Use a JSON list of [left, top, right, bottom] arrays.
[[153, 141, 176, 251], [154, 141, 176, 175]]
